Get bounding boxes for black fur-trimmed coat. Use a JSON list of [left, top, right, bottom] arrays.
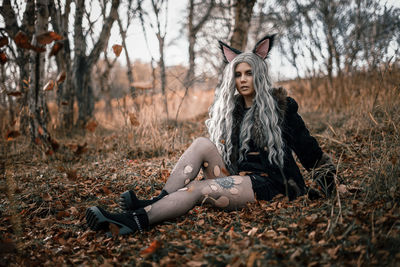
[[229, 88, 325, 200]]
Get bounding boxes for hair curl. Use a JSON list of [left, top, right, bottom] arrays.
[[206, 52, 285, 171]]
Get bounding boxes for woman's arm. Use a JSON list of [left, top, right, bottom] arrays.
[[283, 97, 336, 196]]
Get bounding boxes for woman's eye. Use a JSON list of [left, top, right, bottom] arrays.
[[235, 73, 241, 77], [246, 71, 252, 76]]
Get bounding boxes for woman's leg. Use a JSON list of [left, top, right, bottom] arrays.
[[146, 175, 255, 224], [163, 137, 228, 193], [119, 137, 229, 210], [87, 176, 255, 235]]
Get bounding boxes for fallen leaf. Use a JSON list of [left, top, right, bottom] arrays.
[[14, 31, 32, 49], [140, 240, 161, 255], [5, 130, 20, 141], [6, 91, 22, 97], [66, 169, 78, 180], [112, 44, 122, 57], [38, 126, 44, 135], [290, 248, 303, 261], [56, 210, 70, 220], [0, 36, 8, 47], [221, 167, 230, 176], [43, 80, 55, 91], [337, 184, 347, 194], [31, 45, 46, 53], [102, 186, 111, 195], [85, 120, 98, 132], [36, 31, 63, 45], [109, 223, 120, 237], [42, 193, 52, 201], [56, 71, 66, 84], [247, 227, 258, 236], [49, 41, 63, 57]]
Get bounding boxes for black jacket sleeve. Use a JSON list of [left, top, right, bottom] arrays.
[[283, 97, 323, 171]]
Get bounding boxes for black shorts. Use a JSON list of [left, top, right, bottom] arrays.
[[249, 174, 281, 201]]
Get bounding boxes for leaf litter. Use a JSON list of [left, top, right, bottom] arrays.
[[0, 111, 399, 266]]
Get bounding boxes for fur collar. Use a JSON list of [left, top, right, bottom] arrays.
[[231, 87, 288, 149]]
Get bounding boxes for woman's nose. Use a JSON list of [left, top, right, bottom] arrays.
[[240, 74, 247, 82]]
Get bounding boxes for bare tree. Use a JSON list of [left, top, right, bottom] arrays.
[[27, 0, 53, 150], [72, 0, 120, 127], [0, 0, 35, 134], [48, 0, 74, 130], [138, 0, 170, 119], [185, 0, 215, 87], [229, 0, 257, 51], [117, 0, 138, 99]]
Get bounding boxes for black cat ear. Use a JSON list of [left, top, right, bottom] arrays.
[[252, 34, 276, 60], [218, 40, 242, 63]]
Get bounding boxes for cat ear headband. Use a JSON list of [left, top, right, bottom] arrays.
[[218, 34, 276, 63]]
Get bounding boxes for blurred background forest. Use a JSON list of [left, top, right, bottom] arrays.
[[0, 0, 399, 153]]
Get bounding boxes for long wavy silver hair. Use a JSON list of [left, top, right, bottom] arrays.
[[206, 52, 285, 170]]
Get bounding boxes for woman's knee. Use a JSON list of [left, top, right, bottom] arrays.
[[191, 137, 215, 151]]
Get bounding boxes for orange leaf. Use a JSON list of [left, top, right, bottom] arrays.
[[56, 71, 66, 84], [49, 42, 63, 57], [5, 130, 20, 141], [34, 137, 42, 145], [43, 80, 55, 91], [102, 186, 111, 195], [38, 126, 44, 135], [36, 31, 63, 45], [31, 45, 46, 53], [221, 167, 230, 176], [14, 31, 32, 49], [140, 240, 161, 255], [66, 169, 78, 180], [85, 120, 98, 132], [42, 193, 52, 201], [112, 44, 122, 57], [0, 37, 8, 48], [109, 223, 120, 237], [128, 113, 140, 126], [6, 91, 22, 97], [0, 52, 7, 65]]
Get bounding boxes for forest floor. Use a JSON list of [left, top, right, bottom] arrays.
[[0, 105, 399, 266]]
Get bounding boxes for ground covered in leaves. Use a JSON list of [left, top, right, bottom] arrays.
[[1, 110, 399, 266]]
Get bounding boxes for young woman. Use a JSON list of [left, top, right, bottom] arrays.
[[86, 35, 336, 236]]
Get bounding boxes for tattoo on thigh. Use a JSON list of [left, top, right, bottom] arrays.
[[215, 177, 235, 189]]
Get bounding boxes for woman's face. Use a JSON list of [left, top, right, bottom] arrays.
[[235, 62, 255, 102]]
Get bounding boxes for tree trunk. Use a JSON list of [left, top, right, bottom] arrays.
[[158, 33, 169, 119], [0, 0, 35, 134], [185, 0, 215, 87], [117, 17, 136, 99], [49, 0, 74, 131], [73, 0, 120, 128], [229, 0, 257, 51], [28, 0, 52, 150]]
